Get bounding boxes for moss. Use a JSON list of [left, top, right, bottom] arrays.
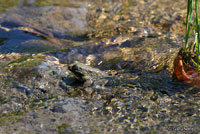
[[20, 45, 54, 53], [2, 54, 45, 72], [0, 111, 24, 127], [126, 80, 138, 85], [35, 0, 80, 8], [0, 38, 7, 46], [0, 96, 59, 128], [0, 98, 46, 127], [46, 48, 70, 54], [152, 44, 160, 49], [0, 80, 11, 88], [7, 56, 31, 65], [38, 102, 45, 107], [108, 57, 122, 64], [0, 97, 8, 105], [0, 0, 18, 13], [102, 57, 123, 69], [57, 123, 69, 130]]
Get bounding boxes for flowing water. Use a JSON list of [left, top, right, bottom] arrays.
[[0, 0, 199, 134]]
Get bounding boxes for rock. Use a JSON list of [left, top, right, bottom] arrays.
[[0, 6, 92, 53], [0, 54, 70, 106], [0, 6, 92, 39], [0, 96, 94, 134]]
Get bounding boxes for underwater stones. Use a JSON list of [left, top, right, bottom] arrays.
[[0, 53, 22, 62], [0, 96, 93, 134], [120, 40, 132, 48], [3, 55, 69, 100], [0, 6, 92, 53], [52, 97, 88, 113], [86, 54, 96, 66], [0, 101, 22, 115], [19, 40, 58, 53], [0, 6, 91, 39], [0, 52, 24, 68]]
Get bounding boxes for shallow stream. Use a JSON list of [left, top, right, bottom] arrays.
[[0, 0, 199, 134]]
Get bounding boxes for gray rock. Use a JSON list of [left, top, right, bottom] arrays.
[[1, 55, 69, 103], [0, 6, 91, 39], [0, 6, 92, 53]]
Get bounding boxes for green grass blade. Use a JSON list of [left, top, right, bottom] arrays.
[[185, 0, 194, 49], [195, 0, 200, 70]]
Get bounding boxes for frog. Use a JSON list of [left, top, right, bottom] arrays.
[[68, 61, 109, 87]]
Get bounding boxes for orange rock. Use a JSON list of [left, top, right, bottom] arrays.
[[173, 54, 198, 83]]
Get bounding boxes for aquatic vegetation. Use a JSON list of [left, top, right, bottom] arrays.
[[183, 0, 200, 69], [57, 123, 69, 131], [34, 0, 81, 8], [1, 54, 45, 72], [0, 0, 18, 13], [173, 0, 200, 83]]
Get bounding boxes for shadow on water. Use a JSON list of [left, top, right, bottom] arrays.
[[131, 68, 198, 96], [0, 0, 92, 54], [47, 31, 197, 97]]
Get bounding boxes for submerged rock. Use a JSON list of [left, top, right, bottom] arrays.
[[0, 54, 70, 114], [0, 96, 94, 134], [0, 6, 91, 39], [12, 55, 69, 96], [0, 6, 92, 53]]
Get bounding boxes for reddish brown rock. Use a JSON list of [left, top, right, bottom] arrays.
[[173, 53, 199, 84]]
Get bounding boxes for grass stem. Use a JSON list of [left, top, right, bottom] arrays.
[[184, 0, 200, 71]]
